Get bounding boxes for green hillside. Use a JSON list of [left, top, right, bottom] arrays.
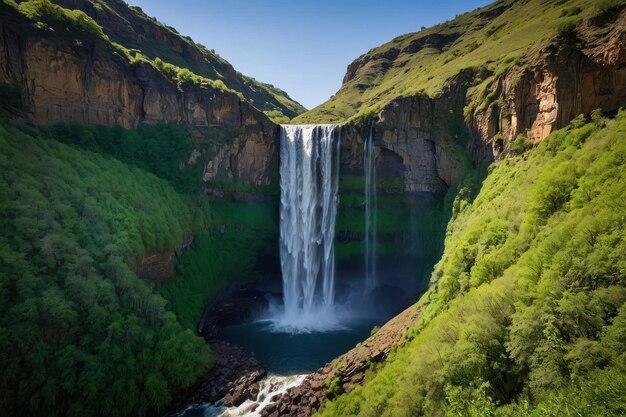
[[296, 0, 625, 124], [317, 112, 626, 416], [0, 118, 217, 416], [0, 77, 282, 414]]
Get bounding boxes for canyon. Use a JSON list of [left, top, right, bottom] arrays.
[[0, 1, 625, 417], [2, 2, 624, 198]]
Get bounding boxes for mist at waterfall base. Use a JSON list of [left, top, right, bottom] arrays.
[[218, 124, 420, 375], [217, 282, 399, 375], [172, 126, 438, 417]]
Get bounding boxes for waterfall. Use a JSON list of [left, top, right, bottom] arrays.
[[364, 121, 377, 292], [278, 124, 341, 330]]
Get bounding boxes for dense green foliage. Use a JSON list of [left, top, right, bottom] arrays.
[[317, 113, 626, 416], [296, 0, 625, 123], [0, 121, 214, 417], [44, 122, 200, 193], [162, 199, 279, 329], [14, 0, 109, 40]]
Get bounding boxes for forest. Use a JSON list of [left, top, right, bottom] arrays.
[[0, 117, 217, 416]]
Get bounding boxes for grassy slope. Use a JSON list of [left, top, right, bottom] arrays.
[[317, 112, 626, 416], [5, 0, 305, 122], [296, 0, 624, 124]]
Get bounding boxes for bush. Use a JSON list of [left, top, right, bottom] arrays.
[[555, 17, 580, 38], [17, 0, 109, 41], [510, 134, 532, 155], [560, 6, 582, 17], [593, 0, 626, 17]]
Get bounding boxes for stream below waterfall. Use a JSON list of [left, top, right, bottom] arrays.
[[173, 317, 379, 417], [175, 374, 307, 417], [174, 124, 414, 417]]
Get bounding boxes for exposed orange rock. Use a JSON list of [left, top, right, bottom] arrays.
[[0, 5, 278, 185], [471, 9, 626, 150]]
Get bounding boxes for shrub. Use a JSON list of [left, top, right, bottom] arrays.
[[17, 0, 109, 41], [555, 17, 580, 38], [510, 134, 532, 155], [593, 0, 626, 17]]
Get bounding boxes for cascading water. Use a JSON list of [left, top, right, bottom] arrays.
[[276, 124, 341, 331], [364, 121, 378, 292], [173, 374, 307, 417]]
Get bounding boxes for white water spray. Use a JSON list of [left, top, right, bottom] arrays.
[[275, 124, 341, 332], [174, 374, 307, 417], [364, 121, 378, 292]]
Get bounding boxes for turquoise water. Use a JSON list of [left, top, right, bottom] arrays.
[[219, 318, 380, 375]]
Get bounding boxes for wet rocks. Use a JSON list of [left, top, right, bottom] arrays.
[[261, 304, 422, 417], [165, 340, 265, 415], [223, 374, 263, 406], [198, 285, 269, 338]]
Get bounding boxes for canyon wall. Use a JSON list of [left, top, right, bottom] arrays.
[[469, 10, 626, 159], [341, 71, 472, 195], [268, 11, 626, 417], [342, 9, 626, 195], [0, 6, 278, 186]]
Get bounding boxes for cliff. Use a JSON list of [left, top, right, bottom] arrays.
[[468, 9, 626, 159], [49, 0, 305, 121], [0, 0, 292, 185], [278, 2, 626, 415], [299, 0, 626, 194]]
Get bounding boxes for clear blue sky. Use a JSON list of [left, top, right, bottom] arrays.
[[127, 0, 492, 109]]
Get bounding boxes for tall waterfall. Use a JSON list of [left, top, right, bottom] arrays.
[[364, 122, 378, 292], [278, 124, 341, 330]]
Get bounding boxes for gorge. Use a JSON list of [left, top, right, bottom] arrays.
[[0, 1, 625, 417]]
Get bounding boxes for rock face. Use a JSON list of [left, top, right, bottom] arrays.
[[261, 305, 422, 417], [341, 10, 626, 193], [341, 71, 473, 195], [0, 4, 278, 185], [468, 10, 626, 158], [197, 285, 269, 338]]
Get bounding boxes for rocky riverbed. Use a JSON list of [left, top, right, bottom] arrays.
[[260, 304, 422, 417]]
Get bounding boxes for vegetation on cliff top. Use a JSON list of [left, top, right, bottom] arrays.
[[3, 0, 306, 122], [296, 0, 625, 124], [317, 112, 626, 416]]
